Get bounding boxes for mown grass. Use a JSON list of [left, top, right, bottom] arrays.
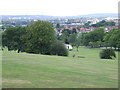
[[2, 47, 118, 88]]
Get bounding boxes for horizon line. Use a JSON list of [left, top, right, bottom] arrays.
[[1, 13, 118, 17]]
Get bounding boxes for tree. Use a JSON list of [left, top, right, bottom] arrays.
[[103, 32, 111, 48], [24, 21, 56, 54], [83, 27, 104, 47], [58, 29, 72, 44], [2, 27, 26, 53], [84, 21, 91, 28], [0, 31, 2, 48], [68, 33, 77, 45], [109, 29, 120, 50], [72, 28, 77, 34], [56, 23, 60, 28], [104, 29, 120, 50], [75, 32, 86, 51], [50, 40, 68, 56]]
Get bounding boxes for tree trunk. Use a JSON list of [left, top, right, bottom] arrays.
[[17, 49, 20, 53], [118, 48, 120, 51], [77, 47, 78, 51], [76, 45, 79, 51]]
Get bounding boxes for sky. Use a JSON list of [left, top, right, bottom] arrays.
[[0, 0, 119, 16]]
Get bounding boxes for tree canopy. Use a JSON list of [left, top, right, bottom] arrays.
[[2, 27, 26, 53], [83, 27, 104, 47], [23, 21, 56, 54], [2, 21, 69, 56], [103, 29, 120, 50], [91, 20, 115, 27]]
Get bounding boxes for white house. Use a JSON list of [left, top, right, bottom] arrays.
[[65, 44, 73, 51]]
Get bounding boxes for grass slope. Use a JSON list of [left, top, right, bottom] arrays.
[[2, 47, 118, 88]]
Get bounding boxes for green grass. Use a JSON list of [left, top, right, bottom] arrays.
[[2, 47, 118, 88]]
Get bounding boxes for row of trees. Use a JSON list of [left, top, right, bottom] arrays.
[[2, 20, 119, 58], [85, 28, 120, 51], [2, 21, 68, 56], [57, 27, 120, 51], [2, 20, 34, 29], [91, 20, 116, 27], [103, 29, 120, 50]]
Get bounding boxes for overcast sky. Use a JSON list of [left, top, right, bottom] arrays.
[[0, 0, 119, 16]]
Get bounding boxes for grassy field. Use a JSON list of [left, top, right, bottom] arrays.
[[2, 47, 118, 88]]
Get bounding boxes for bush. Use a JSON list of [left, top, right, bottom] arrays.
[[50, 40, 68, 56], [100, 49, 116, 59]]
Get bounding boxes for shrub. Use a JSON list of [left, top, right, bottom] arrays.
[[50, 40, 68, 56], [100, 49, 116, 59]]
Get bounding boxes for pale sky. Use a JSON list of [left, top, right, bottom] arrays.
[[0, 0, 119, 16]]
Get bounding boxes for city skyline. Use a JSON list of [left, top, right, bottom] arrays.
[[0, 0, 119, 16]]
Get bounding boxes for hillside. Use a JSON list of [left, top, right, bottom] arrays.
[[2, 47, 118, 88]]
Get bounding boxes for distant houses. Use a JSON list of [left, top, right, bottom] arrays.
[[56, 24, 118, 35]]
